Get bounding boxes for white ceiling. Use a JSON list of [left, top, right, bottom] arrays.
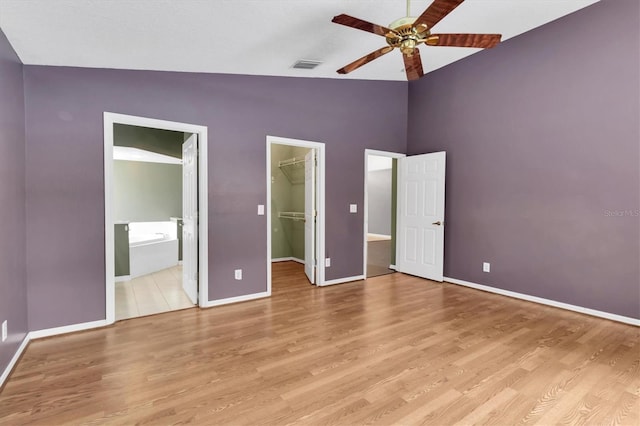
[[0, 0, 599, 81]]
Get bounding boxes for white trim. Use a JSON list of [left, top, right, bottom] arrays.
[[321, 275, 365, 286], [389, 264, 397, 270], [271, 257, 305, 264], [445, 277, 640, 327], [201, 291, 270, 307], [363, 150, 405, 279], [367, 233, 392, 240], [30, 319, 109, 339], [267, 136, 326, 292], [104, 112, 209, 323], [0, 333, 30, 388], [115, 275, 131, 282]]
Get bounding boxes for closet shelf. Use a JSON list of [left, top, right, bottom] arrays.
[[278, 211, 305, 222], [278, 157, 305, 184]]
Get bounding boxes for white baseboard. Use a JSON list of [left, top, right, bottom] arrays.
[[202, 291, 270, 307], [0, 333, 31, 388], [444, 277, 640, 327], [321, 275, 365, 286], [389, 264, 397, 270], [29, 319, 110, 339], [271, 257, 304, 264], [115, 275, 131, 282], [178, 260, 183, 265]]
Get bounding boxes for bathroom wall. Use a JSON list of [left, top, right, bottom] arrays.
[[367, 168, 392, 236], [114, 124, 184, 159], [0, 27, 28, 379], [113, 160, 182, 222]]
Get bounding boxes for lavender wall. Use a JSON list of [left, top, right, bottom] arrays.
[[407, 0, 639, 318], [0, 29, 28, 375], [24, 68, 407, 329]]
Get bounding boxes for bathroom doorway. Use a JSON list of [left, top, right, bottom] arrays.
[[363, 150, 405, 278], [266, 136, 325, 292], [104, 113, 209, 324]]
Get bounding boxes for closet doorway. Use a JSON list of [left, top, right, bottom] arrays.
[[104, 113, 209, 325], [266, 136, 325, 291], [363, 150, 405, 278]]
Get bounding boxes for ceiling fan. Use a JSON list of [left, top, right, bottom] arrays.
[[331, 0, 502, 80]]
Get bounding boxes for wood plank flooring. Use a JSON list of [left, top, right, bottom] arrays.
[[1, 261, 638, 425]]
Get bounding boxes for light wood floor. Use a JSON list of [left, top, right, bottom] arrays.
[[1, 262, 638, 425], [115, 265, 194, 321]]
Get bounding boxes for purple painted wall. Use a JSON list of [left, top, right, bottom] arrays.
[[23, 68, 407, 329], [0, 29, 28, 374], [407, 0, 639, 318]]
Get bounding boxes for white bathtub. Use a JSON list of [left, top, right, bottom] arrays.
[[128, 222, 179, 278]]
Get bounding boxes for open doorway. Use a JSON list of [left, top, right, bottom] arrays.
[[111, 125, 192, 320], [364, 149, 446, 282], [104, 113, 209, 325], [364, 150, 405, 278], [267, 136, 325, 293]]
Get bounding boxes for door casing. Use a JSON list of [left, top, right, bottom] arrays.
[[103, 112, 209, 324]]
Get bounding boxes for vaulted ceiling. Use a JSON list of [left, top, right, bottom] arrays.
[[0, 0, 599, 81]]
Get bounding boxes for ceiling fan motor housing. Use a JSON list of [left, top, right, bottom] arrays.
[[386, 16, 430, 54]]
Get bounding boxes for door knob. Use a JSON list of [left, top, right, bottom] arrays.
[[432, 221, 443, 226]]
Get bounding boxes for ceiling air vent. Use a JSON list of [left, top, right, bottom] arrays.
[[292, 60, 322, 70]]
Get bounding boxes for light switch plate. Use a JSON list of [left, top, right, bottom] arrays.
[[349, 204, 357, 213], [325, 258, 331, 267], [1, 320, 7, 342], [483, 262, 491, 273], [257, 204, 264, 215], [234, 269, 242, 280]]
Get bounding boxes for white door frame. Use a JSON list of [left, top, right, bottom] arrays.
[[104, 112, 209, 324], [266, 136, 326, 292], [363, 149, 405, 278]]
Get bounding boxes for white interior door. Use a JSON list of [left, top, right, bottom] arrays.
[[304, 149, 316, 284], [396, 152, 446, 281], [182, 134, 198, 304]]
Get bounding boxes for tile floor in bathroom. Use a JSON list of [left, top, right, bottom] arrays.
[[115, 265, 195, 321]]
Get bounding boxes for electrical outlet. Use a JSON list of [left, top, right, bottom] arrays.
[[234, 269, 242, 280], [325, 258, 331, 267], [349, 204, 357, 213], [1, 320, 7, 342], [483, 262, 491, 273], [257, 204, 264, 215]]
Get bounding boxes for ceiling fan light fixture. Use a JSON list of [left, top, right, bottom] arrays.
[[331, 0, 502, 80], [400, 39, 417, 54]]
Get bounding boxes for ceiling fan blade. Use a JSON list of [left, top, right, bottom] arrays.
[[414, 0, 465, 30], [426, 33, 502, 48], [332, 14, 397, 37], [337, 46, 394, 74], [403, 49, 424, 81]]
